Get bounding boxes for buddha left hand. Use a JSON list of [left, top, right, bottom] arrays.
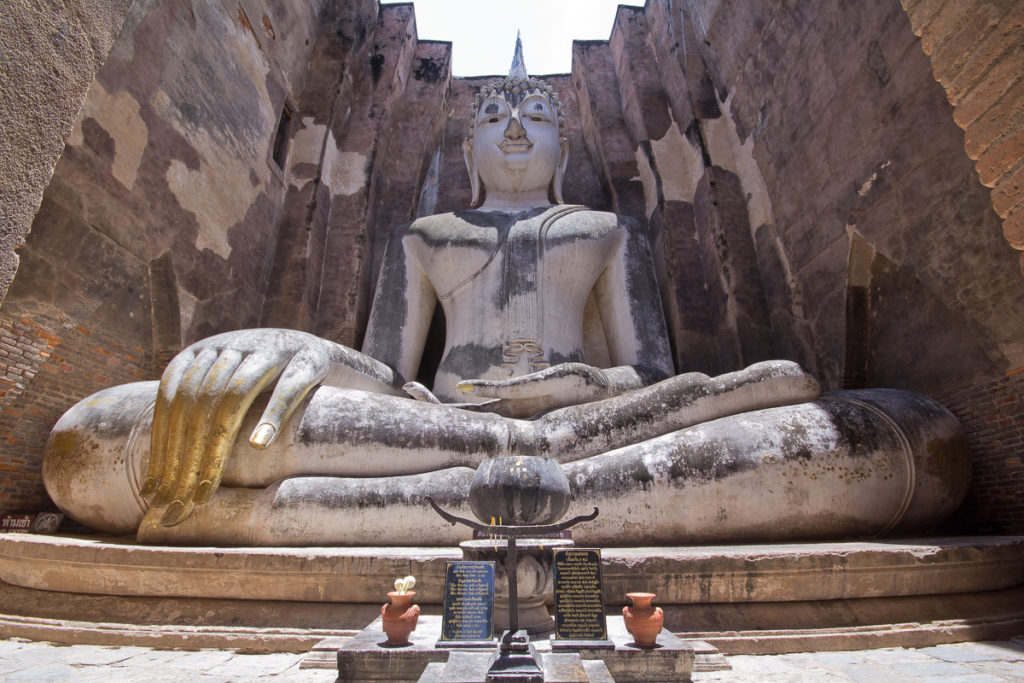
[[456, 362, 611, 418]]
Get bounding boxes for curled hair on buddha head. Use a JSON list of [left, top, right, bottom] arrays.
[[464, 33, 569, 207]]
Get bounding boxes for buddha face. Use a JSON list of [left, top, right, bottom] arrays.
[[466, 90, 567, 203]]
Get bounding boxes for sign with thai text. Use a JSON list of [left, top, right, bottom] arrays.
[[440, 561, 495, 642], [553, 548, 607, 641]]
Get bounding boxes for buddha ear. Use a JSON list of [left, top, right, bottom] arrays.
[[463, 138, 482, 207], [551, 136, 569, 204]]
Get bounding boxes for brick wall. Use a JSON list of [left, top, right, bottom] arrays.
[[0, 317, 150, 511], [901, 0, 1024, 274], [937, 370, 1024, 532]]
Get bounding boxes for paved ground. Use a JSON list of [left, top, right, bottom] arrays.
[[1, 635, 1022, 681]]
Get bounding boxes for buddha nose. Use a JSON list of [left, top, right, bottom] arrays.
[[504, 111, 527, 140]]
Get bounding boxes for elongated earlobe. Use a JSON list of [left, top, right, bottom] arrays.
[[552, 137, 569, 204], [463, 139, 482, 207]]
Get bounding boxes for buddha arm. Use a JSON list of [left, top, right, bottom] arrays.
[[361, 224, 437, 384], [142, 225, 440, 530], [592, 216, 675, 394]]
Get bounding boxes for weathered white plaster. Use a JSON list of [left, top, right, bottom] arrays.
[[648, 117, 703, 202], [633, 146, 660, 219], [857, 160, 892, 197], [68, 81, 148, 190], [702, 92, 775, 233], [705, 91, 807, 321], [166, 153, 259, 260], [287, 117, 328, 190], [323, 134, 369, 197], [846, 225, 876, 288], [155, 88, 268, 260]]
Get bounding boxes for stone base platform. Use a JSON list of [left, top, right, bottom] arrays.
[[331, 615, 700, 682], [1, 533, 1022, 654]]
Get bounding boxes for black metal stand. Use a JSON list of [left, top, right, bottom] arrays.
[[425, 497, 599, 682]]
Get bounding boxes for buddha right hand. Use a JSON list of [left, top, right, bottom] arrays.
[[141, 329, 360, 527]]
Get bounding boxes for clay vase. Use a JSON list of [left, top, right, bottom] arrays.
[[381, 591, 420, 646], [623, 592, 663, 647]]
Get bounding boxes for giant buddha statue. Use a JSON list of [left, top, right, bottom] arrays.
[[44, 46, 969, 547]]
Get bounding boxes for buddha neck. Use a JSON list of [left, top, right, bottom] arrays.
[[478, 187, 552, 212]]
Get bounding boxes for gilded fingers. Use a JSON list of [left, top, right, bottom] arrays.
[[141, 350, 195, 497], [192, 354, 293, 505], [158, 349, 244, 523], [245, 345, 330, 451], [152, 348, 219, 506], [141, 330, 343, 526], [160, 353, 283, 526]]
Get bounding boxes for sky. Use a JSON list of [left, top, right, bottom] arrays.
[[388, 0, 647, 77]]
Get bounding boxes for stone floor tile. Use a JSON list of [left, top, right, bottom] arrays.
[[726, 653, 829, 677], [888, 659, 977, 677], [109, 648, 193, 667], [202, 651, 305, 677], [970, 659, 1024, 678], [2, 661, 79, 682], [0, 639, 34, 655], [917, 676, 1008, 683], [836, 663, 915, 682], [917, 644, 1007, 663], [0, 640, 58, 663], [151, 648, 236, 671], [272, 667, 346, 682], [860, 647, 935, 665], [974, 640, 1024, 660], [44, 644, 139, 666], [794, 651, 872, 667], [0, 651, 67, 675]]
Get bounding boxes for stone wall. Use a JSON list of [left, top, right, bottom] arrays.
[[675, 0, 1024, 530], [900, 0, 1024, 276], [0, 0, 349, 510], [1, 0, 1022, 532], [0, 0, 134, 303]]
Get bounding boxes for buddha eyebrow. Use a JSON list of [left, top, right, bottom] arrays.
[[484, 103, 500, 115]]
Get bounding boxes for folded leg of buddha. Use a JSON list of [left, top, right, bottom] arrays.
[[44, 360, 968, 546]]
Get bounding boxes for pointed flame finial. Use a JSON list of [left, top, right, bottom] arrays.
[[509, 30, 527, 79]]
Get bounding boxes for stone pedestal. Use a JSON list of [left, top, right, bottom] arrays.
[[459, 538, 573, 635], [3, 534, 1023, 654], [335, 615, 698, 682]]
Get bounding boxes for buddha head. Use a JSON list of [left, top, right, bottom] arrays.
[[464, 37, 569, 207]]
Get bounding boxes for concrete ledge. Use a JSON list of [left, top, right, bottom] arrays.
[[1, 534, 1022, 655], [2, 583, 1021, 656], [0, 613, 355, 653], [1, 534, 1021, 604]]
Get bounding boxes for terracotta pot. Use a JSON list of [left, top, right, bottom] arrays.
[[623, 592, 663, 647], [381, 591, 420, 646]]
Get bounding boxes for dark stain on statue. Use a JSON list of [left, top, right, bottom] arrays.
[[81, 118, 115, 161], [548, 349, 586, 365], [621, 218, 673, 372], [779, 422, 813, 461], [627, 461, 654, 490], [819, 396, 887, 457], [413, 57, 447, 83], [667, 442, 758, 482], [364, 229, 409, 370], [455, 208, 547, 229], [867, 40, 891, 86], [436, 343, 505, 387], [370, 52, 385, 84]]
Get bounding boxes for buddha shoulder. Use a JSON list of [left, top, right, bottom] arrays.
[[542, 208, 638, 244], [397, 212, 499, 248]]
